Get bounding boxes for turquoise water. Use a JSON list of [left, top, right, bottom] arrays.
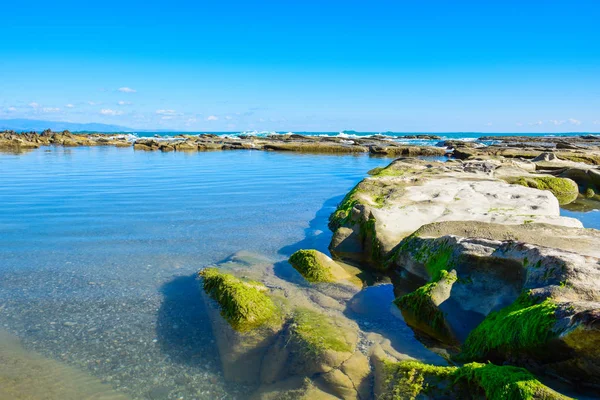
[[0, 146, 598, 399], [0, 147, 393, 399]]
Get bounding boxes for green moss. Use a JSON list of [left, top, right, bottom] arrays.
[[461, 293, 558, 360], [329, 184, 360, 230], [290, 308, 352, 355], [199, 267, 278, 332], [382, 361, 571, 400], [394, 270, 456, 338], [585, 186, 596, 198], [359, 215, 384, 265], [382, 360, 457, 400], [367, 166, 384, 175], [454, 362, 571, 400], [511, 176, 578, 205], [288, 249, 334, 283]]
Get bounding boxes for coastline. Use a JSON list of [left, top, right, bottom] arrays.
[[1, 134, 600, 399]]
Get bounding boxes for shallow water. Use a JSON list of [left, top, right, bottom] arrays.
[[0, 147, 393, 399], [1, 147, 598, 399]]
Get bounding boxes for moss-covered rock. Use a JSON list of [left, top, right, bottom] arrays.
[[380, 360, 571, 400], [394, 269, 457, 342], [460, 293, 558, 361], [509, 176, 579, 205], [290, 308, 354, 355], [199, 267, 279, 332], [288, 249, 352, 283]]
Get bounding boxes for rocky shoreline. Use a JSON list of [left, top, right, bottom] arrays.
[[0, 130, 446, 157], [4, 129, 600, 398], [191, 143, 600, 399]]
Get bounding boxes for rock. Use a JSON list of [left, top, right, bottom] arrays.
[[388, 222, 600, 386], [263, 142, 369, 153], [505, 175, 579, 205], [251, 376, 340, 400], [288, 249, 353, 283], [199, 267, 283, 383], [378, 360, 571, 400], [199, 252, 367, 395], [199, 267, 280, 332], [339, 352, 371, 400], [368, 145, 446, 157], [328, 158, 581, 269]]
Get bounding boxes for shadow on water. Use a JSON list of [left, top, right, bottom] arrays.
[[155, 274, 219, 366]]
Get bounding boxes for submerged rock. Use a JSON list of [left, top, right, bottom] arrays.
[[198, 252, 370, 397]]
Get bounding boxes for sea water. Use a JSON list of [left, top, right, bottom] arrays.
[[0, 146, 392, 399], [0, 146, 597, 399]]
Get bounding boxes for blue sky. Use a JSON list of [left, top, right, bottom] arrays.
[[1, 0, 599, 132]]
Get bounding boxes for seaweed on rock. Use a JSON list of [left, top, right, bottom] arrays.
[[460, 292, 558, 360], [288, 249, 335, 283], [381, 360, 571, 400], [199, 267, 279, 332]]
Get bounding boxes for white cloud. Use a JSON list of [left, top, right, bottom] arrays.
[[155, 109, 180, 116], [529, 120, 543, 126], [88, 101, 99, 105], [29, 102, 39, 108], [568, 118, 581, 125], [7, 107, 16, 112], [225, 115, 233, 120], [65, 104, 75, 108], [485, 122, 492, 126], [118, 87, 136, 93], [118, 101, 132, 106], [100, 109, 123, 116], [206, 115, 218, 121], [161, 116, 173, 120], [42, 107, 61, 113], [594, 120, 600, 125], [516, 122, 523, 127]]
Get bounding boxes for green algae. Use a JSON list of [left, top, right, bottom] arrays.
[[454, 362, 571, 400], [511, 176, 578, 205], [381, 361, 571, 400], [394, 270, 456, 338], [290, 308, 352, 355], [288, 249, 334, 283], [359, 215, 383, 266], [329, 184, 360, 230], [382, 360, 456, 400], [199, 268, 279, 332], [461, 293, 558, 360]]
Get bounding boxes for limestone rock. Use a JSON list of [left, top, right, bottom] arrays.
[[328, 158, 581, 269]]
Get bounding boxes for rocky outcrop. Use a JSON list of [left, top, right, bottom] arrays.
[[198, 252, 372, 399], [387, 220, 600, 386], [328, 158, 581, 269]]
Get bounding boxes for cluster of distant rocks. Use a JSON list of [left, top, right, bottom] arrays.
[[3, 130, 600, 167]]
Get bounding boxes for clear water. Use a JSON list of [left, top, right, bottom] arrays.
[[1, 146, 598, 399], [0, 147, 393, 399]]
